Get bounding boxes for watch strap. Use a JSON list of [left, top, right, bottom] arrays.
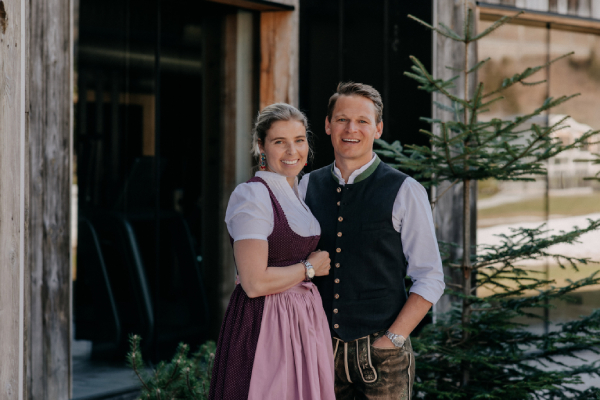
[[301, 260, 314, 281]]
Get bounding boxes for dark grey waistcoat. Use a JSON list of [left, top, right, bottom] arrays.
[[305, 157, 410, 341]]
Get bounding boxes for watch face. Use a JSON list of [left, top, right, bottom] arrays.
[[392, 336, 405, 347], [307, 268, 315, 278]]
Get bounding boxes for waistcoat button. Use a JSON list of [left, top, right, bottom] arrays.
[[334, 324, 339, 329], [334, 294, 340, 299], [337, 232, 342, 237], [333, 308, 339, 314], [334, 278, 340, 283], [336, 248, 341, 253], [337, 187, 342, 193], [338, 216, 343, 222], [335, 263, 340, 268], [337, 201, 340, 206]]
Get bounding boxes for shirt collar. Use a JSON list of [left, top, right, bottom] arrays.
[[332, 153, 380, 185], [255, 170, 299, 192]]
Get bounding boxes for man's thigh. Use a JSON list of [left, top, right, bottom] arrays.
[[333, 335, 415, 400]]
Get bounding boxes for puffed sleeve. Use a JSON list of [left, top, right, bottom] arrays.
[[225, 182, 274, 242]]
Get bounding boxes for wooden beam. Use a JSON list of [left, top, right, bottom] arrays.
[[27, 0, 72, 397], [432, 0, 478, 315], [0, 0, 27, 397], [259, 1, 299, 109], [479, 3, 600, 34], [207, 0, 294, 12]]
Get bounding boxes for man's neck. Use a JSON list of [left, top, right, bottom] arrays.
[[335, 153, 373, 183]]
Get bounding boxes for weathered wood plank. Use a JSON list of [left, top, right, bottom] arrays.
[[259, 2, 299, 109], [432, 0, 478, 315], [483, 0, 600, 18], [27, 0, 72, 398], [220, 12, 238, 320], [0, 0, 26, 398], [480, 5, 600, 34]]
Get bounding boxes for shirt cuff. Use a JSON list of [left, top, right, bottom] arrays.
[[232, 234, 269, 242], [408, 280, 445, 305]]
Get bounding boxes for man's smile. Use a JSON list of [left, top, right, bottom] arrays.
[[342, 139, 360, 143]]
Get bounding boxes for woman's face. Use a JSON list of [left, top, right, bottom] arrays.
[[258, 119, 308, 184]]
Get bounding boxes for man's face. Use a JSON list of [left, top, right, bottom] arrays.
[[325, 95, 383, 164]]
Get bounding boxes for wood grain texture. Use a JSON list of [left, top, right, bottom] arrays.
[[481, 0, 600, 18], [259, 2, 299, 109], [27, 0, 72, 398], [432, 0, 478, 315], [480, 5, 600, 34], [0, 0, 25, 398]]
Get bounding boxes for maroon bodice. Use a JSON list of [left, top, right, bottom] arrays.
[[247, 177, 320, 267]]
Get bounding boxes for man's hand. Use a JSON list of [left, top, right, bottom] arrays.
[[372, 335, 396, 349]]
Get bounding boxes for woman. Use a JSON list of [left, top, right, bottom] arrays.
[[209, 103, 335, 400]]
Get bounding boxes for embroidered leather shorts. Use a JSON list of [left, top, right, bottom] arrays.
[[332, 331, 415, 400]]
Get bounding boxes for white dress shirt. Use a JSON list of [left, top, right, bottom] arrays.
[[298, 154, 445, 305], [225, 171, 321, 242]]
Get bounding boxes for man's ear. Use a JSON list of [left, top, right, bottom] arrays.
[[325, 116, 332, 136], [375, 120, 383, 139]]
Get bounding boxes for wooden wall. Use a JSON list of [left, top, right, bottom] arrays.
[[0, 0, 71, 397], [0, 0, 27, 397], [260, 0, 300, 108], [432, 0, 478, 314], [482, 0, 600, 18], [27, 0, 72, 397]]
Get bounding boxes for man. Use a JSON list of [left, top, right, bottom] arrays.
[[298, 82, 445, 399]]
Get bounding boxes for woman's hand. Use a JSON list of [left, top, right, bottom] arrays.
[[307, 250, 331, 277]]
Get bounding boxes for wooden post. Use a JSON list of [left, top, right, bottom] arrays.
[[0, 0, 27, 397], [259, 0, 299, 109], [27, 0, 73, 398], [432, 0, 478, 315]]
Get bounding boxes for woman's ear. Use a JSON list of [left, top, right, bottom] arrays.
[[257, 139, 265, 154]]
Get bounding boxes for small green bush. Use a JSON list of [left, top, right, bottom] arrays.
[[127, 334, 216, 400]]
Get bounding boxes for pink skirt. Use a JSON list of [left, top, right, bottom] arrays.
[[248, 282, 335, 400]]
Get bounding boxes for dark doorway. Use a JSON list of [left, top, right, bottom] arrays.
[[73, 0, 251, 397], [299, 0, 433, 172]]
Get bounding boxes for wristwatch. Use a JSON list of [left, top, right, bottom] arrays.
[[385, 330, 406, 348], [301, 260, 315, 281]]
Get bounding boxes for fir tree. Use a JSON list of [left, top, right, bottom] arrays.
[[375, 4, 600, 399]]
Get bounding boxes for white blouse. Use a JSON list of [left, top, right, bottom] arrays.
[[225, 171, 321, 242]]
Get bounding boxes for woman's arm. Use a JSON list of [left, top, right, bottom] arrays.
[[234, 239, 330, 298]]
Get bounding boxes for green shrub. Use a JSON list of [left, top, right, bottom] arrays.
[[127, 335, 216, 400]]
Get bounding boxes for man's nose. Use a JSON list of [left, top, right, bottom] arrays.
[[347, 121, 358, 132]]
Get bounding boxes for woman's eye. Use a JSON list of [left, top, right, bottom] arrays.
[[296, 139, 305, 143]]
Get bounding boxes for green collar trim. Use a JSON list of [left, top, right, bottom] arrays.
[[329, 155, 381, 185]]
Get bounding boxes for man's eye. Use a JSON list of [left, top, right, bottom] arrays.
[[338, 118, 346, 122], [360, 120, 367, 123], [275, 140, 283, 144], [296, 139, 305, 143]]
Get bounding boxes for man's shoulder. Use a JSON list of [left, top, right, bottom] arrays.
[[376, 161, 410, 182], [307, 164, 334, 184]]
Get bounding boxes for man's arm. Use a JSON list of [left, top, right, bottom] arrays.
[[373, 293, 431, 348], [373, 177, 444, 348]]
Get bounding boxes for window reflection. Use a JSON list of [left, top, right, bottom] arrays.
[[476, 20, 600, 321]]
